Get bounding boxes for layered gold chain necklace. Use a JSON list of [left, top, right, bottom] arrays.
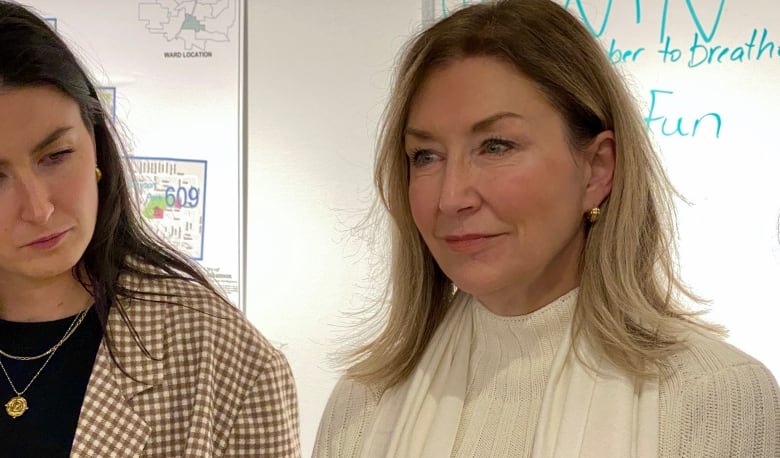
[[0, 307, 90, 418]]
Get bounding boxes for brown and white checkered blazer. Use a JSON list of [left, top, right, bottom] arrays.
[[69, 269, 301, 457]]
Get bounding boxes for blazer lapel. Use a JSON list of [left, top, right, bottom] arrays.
[[70, 340, 151, 457], [71, 289, 168, 457]]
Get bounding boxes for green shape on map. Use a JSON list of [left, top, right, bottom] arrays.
[[143, 195, 167, 219], [181, 14, 206, 32]]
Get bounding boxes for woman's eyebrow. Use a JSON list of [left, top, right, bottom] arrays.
[[31, 126, 73, 153]]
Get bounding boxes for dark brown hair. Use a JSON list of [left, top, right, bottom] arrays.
[[0, 1, 229, 361]]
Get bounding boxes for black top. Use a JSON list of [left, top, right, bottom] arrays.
[[0, 306, 102, 457]]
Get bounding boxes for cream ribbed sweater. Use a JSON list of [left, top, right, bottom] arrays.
[[313, 298, 780, 457]]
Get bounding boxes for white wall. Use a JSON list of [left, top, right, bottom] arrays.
[[245, 1, 421, 453]]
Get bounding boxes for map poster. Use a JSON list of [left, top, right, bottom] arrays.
[[97, 86, 117, 121], [130, 157, 207, 260], [20, 0, 245, 308], [138, 0, 234, 54]]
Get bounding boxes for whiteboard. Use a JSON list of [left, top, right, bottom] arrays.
[[21, 0, 246, 308]]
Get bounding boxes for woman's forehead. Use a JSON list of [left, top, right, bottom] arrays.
[[0, 85, 85, 153]]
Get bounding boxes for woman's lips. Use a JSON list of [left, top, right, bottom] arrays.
[[444, 233, 503, 252], [26, 230, 68, 249]]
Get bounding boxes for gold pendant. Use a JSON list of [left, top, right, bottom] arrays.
[[5, 395, 28, 418]]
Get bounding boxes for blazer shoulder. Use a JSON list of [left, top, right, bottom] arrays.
[[167, 278, 283, 370], [120, 269, 285, 380]]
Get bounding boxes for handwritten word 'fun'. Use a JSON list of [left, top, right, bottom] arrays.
[[645, 89, 722, 138]]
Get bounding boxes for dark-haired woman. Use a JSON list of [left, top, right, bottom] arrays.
[[0, 2, 300, 456]]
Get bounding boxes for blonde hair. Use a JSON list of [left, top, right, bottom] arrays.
[[346, 0, 721, 388]]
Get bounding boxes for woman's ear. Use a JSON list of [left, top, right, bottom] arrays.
[[581, 130, 616, 212]]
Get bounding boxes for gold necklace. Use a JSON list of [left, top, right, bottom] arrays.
[[0, 307, 90, 418], [0, 307, 88, 361]]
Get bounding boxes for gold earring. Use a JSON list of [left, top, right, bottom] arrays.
[[95, 167, 102, 183], [587, 207, 601, 223]]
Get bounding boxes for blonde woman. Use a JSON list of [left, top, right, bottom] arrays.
[[314, 0, 779, 456]]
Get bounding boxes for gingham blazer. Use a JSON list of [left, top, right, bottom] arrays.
[[68, 268, 301, 457]]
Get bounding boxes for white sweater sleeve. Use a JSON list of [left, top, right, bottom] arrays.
[[659, 338, 780, 457], [312, 376, 378, 458]]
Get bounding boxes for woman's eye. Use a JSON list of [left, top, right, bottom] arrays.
[[483, 138, 513, 155], [409, 149, 438, 167], [43, 149, 74, 164]]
